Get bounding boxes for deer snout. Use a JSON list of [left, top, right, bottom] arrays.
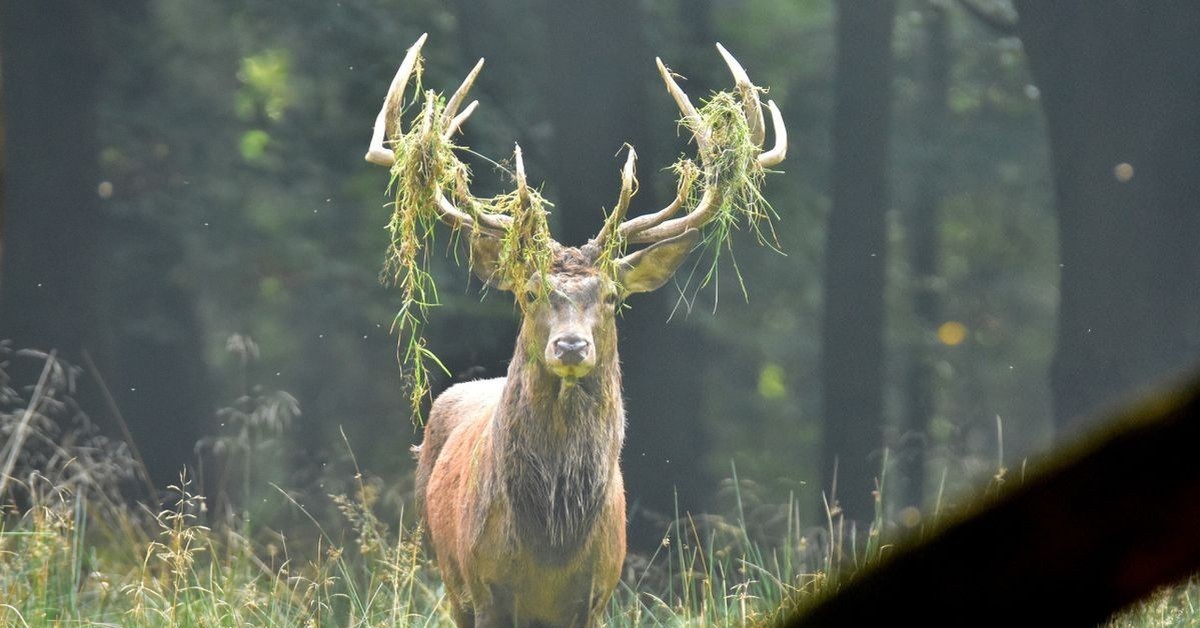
[[553, 335, 590, 365]]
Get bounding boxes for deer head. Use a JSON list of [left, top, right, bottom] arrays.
[[364, 34, 786, 387], [468, 225, 699, 383]]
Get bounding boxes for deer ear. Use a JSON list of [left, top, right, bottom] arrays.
[[617, 229, 700, 295], [470, 233, 513, 291]]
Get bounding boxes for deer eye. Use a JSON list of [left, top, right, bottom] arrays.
[[523, 289, 540, 303], [603, 293, 620, 306]]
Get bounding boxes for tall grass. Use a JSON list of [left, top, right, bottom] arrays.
[[2, 344, 1197, 626], [1, 472, 830, 625]]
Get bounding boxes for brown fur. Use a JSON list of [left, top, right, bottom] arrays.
[[416, 248, 627, 628], [415, 233, 697, 627]]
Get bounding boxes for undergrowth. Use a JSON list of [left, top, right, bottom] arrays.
[[0, 345, 842, 626], [2, 346, 1196, 626]]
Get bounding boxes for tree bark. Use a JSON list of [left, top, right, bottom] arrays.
[[821, 0, 898, 524], [1015, 2, 1200, 436], [900, 1, 950, 511]]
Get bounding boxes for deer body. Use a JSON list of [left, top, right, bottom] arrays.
[[365, 34, 786, 628], [417, 251, 629, 626], [418, 326, 626, 625], [422, 378, 626, 626]]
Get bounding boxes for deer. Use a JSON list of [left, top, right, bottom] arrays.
[[364, 34, 786, 628]]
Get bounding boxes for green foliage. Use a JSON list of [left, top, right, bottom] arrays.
[[236, 48, 294, 121], [473, 177, 555, 307], [688, 90, 779, 298], [377, 50, 558, 420], [239, 129, 272, 161], [1110, 578, 1200, 628], [380, 80, 462, 421], [3, 457, 1193, 625]]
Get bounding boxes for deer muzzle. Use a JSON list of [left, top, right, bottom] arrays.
[[547, 334, 595, 377]]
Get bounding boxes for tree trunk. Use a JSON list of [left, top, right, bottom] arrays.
[[0, 3, 101, 358], [0, 50, 6, 284], [900, 1, 950, 511], [1015, 2, 1200, 436], [821, 0, 898, 524], [2, 3, 218, 486], [540, 0, 712, 549]]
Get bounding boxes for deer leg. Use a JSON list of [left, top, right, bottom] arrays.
[[450, 604, 476, 628], [470, 584, 516, 628]]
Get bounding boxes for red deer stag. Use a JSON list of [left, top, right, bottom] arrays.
[[364, 34, 786, 627]]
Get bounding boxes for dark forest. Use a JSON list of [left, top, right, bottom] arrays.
[[2, 0, 1199, 624]]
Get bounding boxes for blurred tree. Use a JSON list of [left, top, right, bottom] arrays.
[[793, 371, 1200, 627], [675, 0, 717, 93], [822, 0, 898, 524], [0, 3, 102, 360], [91, 0, 216, 484], [887, 5, 1055, 502], [899, 1, 950, 511], [446, 0, 538, 386], [539, 0, 713, 549], [0, 52, 4, 284], [542, 0, 655, 247], [1015, 2, 1200, 435]]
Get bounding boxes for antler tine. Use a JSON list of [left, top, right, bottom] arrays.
[[655, 58, 710, 155], [513, 143, 533, 210], [617, 48, 787, 245], [716, 43, 765, 147], [616, 182, 690, 240], [435, 195, 481, 228], [365, 33, 427, 166], [365, 35, 512, 237], [616, 164, 695, 239], [443, 58, 484, 128], [759, 100, 787, 167], [591, 146, 638, 247], [606, 57, 723, 245], [625, 188, 720, 244], [444, 100, 479, 139], [439, 65, 506, 230]]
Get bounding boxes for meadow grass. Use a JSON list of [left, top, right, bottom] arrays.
[[6, 468, 1197, 627], [0, 466, 829, 626], [2, 346, 1198, 626]]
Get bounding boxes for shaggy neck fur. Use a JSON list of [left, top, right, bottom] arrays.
[[494, 319, 624, 565]]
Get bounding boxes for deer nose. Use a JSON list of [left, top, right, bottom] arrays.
[[553, 336, 590, 365]]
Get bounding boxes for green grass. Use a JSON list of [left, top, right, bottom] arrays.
[[6, 467, 1197, 627], [5, 467, 1200, 626], [1110, 578, 1200, 628], [0, 471, 822, 626], [3, 349, 1199, 626]]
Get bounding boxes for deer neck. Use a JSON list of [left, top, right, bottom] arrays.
[[493, 328, 625, 564]]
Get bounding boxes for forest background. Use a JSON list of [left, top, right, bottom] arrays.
[[3, 0, 1198, 557]]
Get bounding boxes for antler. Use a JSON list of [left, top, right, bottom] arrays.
[[364, 34, 514, 236], [593, 43, 787, 248]]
